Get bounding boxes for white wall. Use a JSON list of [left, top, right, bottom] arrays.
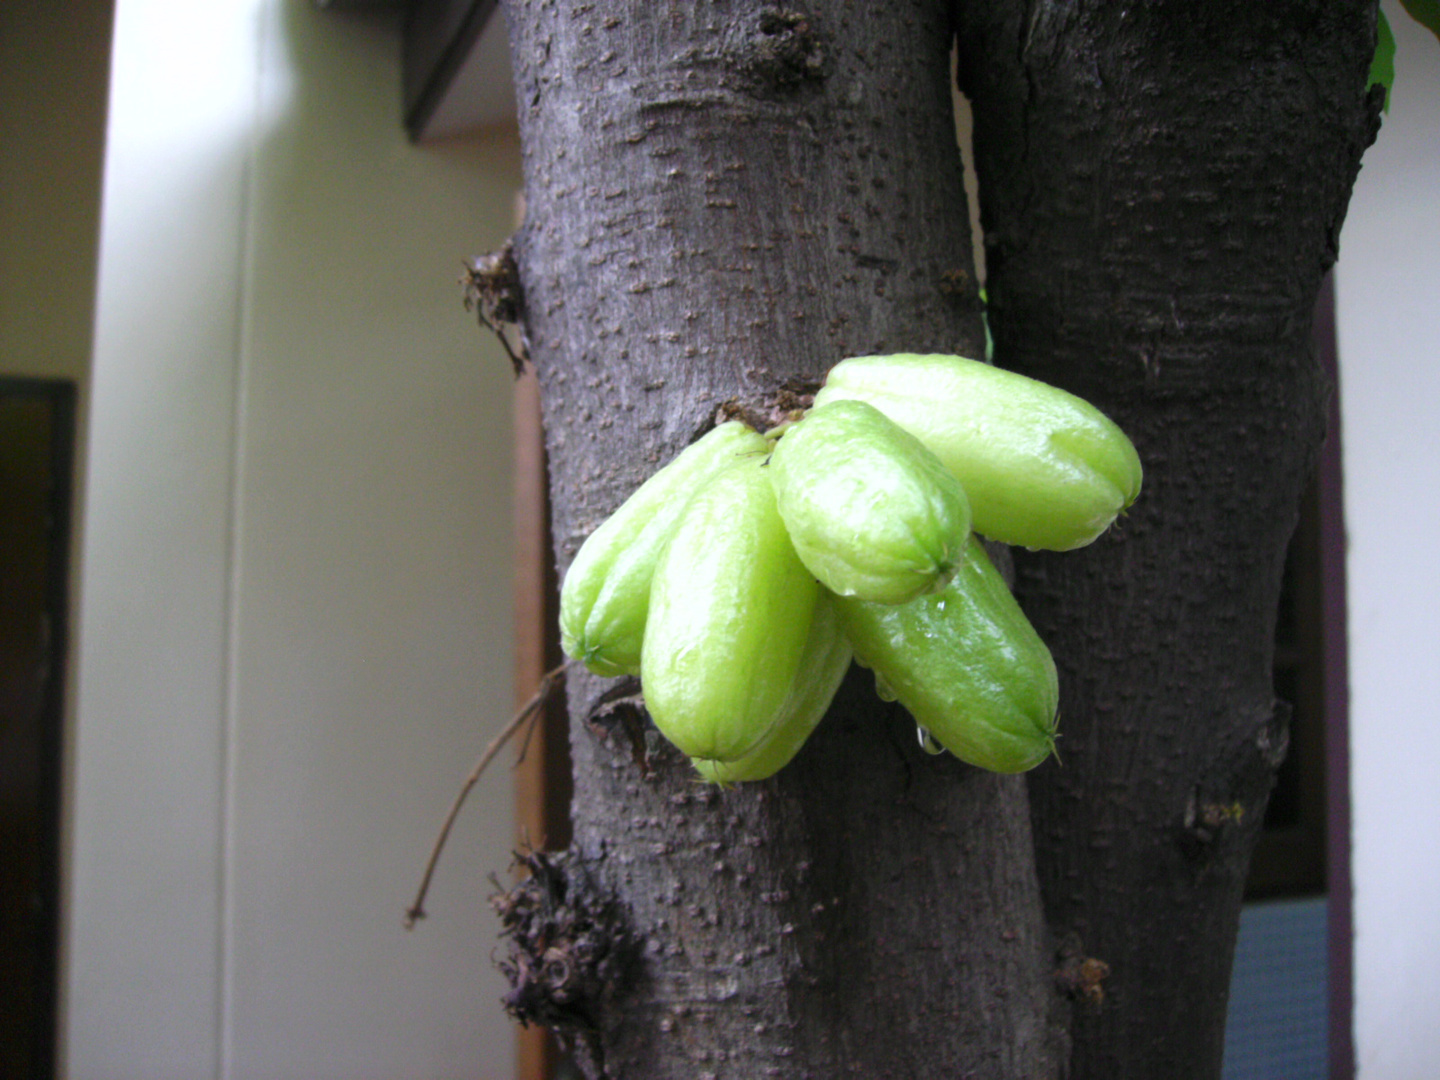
[[66, 1, 522, 1077], [1335, 4, 1440, 1077]]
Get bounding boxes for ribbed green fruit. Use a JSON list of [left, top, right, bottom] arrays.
[[642, 457, 820, 763], [767, 399, 972, 605], [814, 353, 1142, 551], [837, 536, 1058, 774], [560, 421, 771, 677], [692, 591, 851, 783]]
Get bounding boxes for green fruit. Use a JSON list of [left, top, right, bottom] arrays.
[[560, 421, 771, 677], [836, 536, 1058, 774], [767, 399, 972, 605], [642, 457, 820, 762], [814, 353, 1142, 551], [692, 591, 852, 783]]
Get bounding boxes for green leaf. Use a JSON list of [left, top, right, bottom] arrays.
[[1370, 8, 1396, 113], [1399, 0, 1440, 44]]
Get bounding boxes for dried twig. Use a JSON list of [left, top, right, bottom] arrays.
[[476, 307, 528, 377], [404, 659, 572, 929]]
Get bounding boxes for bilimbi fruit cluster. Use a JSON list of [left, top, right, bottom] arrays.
[[559, 354, 1142, 782]]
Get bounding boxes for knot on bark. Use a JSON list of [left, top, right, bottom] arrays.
[[461, 241, 527, 375], [462, 244, 522, 324], [1182, 795, 1248, 847], [1055, 934, 1110, 1011], [1178, 697, 1291, 859], [726, 8, 828, 95], [583, 677, 654, 778], [492, 851, 630, 1043], [715, 381, 818, 435], [1255, 697, 1292, 772]]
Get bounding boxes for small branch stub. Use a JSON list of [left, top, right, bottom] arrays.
[[462, 241, 527, 376], [1055, 933, 1111, 1010]]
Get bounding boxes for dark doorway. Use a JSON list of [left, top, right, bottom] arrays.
[[1, 377, 76, 1080]]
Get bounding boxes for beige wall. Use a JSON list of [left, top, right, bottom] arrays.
[[65, 1, 523, 1076], [0, 0, 112, 387]]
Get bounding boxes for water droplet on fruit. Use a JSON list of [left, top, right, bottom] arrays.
[[917, 726, 945, 755], [875, 675, 898, 702]]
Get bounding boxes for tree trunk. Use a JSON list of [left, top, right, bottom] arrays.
[[955, 2, 1380, 1076], [494, 0, 1381, 1077], [499, 1, 1062, 1076]]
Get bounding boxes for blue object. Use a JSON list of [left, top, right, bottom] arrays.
[[1223, 897, 1329, 1080]]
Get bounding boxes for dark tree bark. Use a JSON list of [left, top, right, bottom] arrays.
[[494, 0, 1380, 1077], [955, 3, 1380, 1076]]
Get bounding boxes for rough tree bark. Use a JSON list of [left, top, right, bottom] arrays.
[[492, 1, 1380, 1077], [956, 3, 1380, 1075]]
